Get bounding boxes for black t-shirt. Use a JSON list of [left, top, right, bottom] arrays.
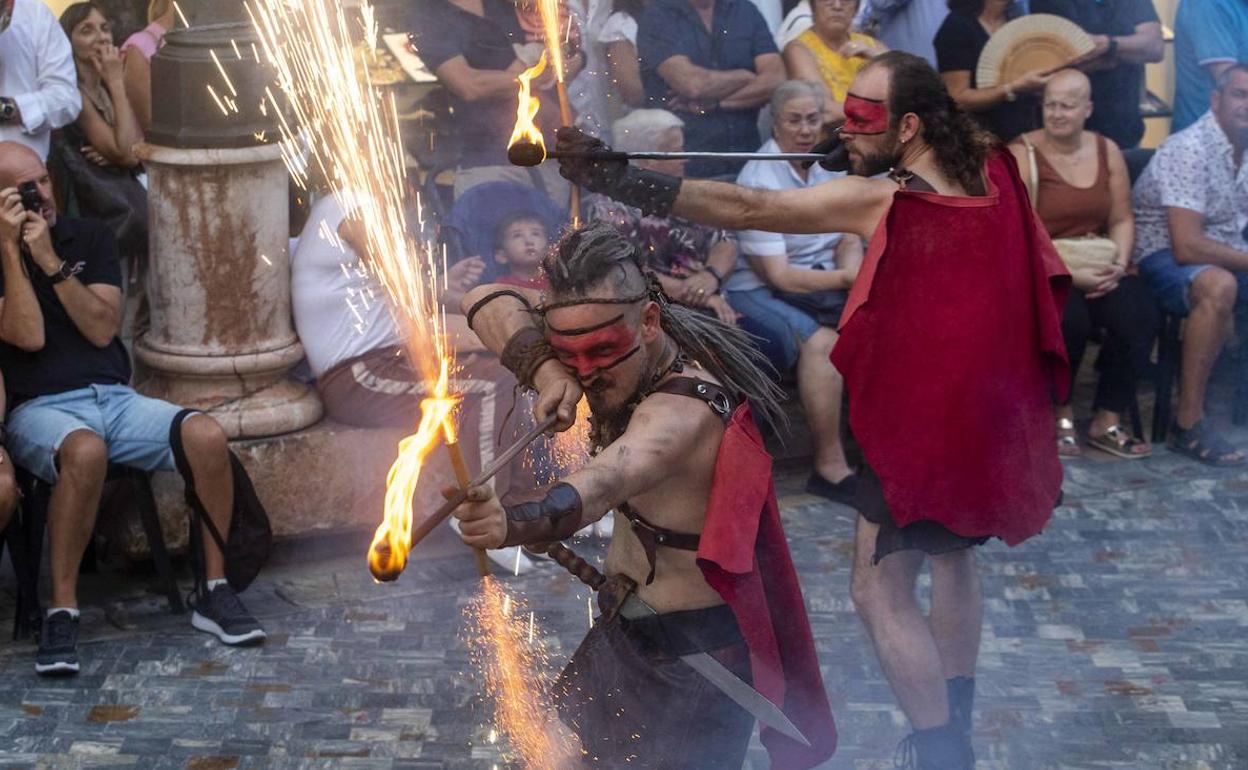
[[408, 0, 560, 169], [0, 217, 131, 406], [1030, 0, 1159, 149], [934, 11, 1039, 142]]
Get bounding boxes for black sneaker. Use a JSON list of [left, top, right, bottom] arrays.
[[35, 610, 81, 676], [191, 584, 266, 646]]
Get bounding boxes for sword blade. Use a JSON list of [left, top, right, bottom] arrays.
[[678, 651, 812, 747]]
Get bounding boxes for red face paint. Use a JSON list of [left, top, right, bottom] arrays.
[[843, 94, 889, 135], [548, 318, 640, 379]]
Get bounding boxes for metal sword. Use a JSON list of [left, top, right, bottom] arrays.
[[507, 142, 825, 168], [532, 541, 813, 748]]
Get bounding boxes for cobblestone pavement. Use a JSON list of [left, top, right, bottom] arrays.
[[1, 414, 1247, 770]]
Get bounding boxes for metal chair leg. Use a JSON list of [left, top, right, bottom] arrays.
[[1153, 313, 1181, 444], [130, 469, 185, 614]]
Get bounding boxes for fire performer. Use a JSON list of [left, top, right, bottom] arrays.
[[453, 222, 837, 769], [551, 52, 1070, 769]]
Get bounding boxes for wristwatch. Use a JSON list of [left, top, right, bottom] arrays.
[[0, 97, 17, 124], [1003, 83, 1017, 103], [47, 260, 83, 285], [1106, 37, 1119, 59]]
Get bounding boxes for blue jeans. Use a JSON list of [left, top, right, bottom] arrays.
[[726, 286, 841, 371], [6, 384, 187, 483], [1137, 248, 1248, 316]]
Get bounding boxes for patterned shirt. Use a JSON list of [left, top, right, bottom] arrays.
[[585, 194, 736, 277], [1132, 111, 1248, 263]]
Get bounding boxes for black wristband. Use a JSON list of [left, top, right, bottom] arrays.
[[464, 288, 533, 331], [502, 482, 584, 546], [705, 264, 724, 291], [603, 167, 682, 218]]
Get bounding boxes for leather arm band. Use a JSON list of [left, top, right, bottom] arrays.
[[500, 326, 556, 390], [502, 482, 584, 547], [464, 288, 533, 331]]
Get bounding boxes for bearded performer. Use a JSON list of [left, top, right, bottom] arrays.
[[552, 52, 1070, 769], [452, 222, 837, 769]]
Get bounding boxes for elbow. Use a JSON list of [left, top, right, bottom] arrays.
[[1171, 238, 1199, 266], [3, 329, 45, 352]]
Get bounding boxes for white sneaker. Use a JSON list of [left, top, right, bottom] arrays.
[[447, 518, 535, 575]]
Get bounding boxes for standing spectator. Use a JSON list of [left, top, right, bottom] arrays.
[[637, 0, 785, 178], [1029, 0, 1162, 150], [120, 0, 178, 131], [586, 109, 740, 324], [598, 0, 648, 110], [784, 0, 887, 125], [1133, 65, 1248, 466], [407, 0, 580, 201], [0, 141, 265, 675], [1009, 69, 1156, 459], [1171, 0, 1248, 133], [725, 81, 861, 501], [0, 0, 81, 160], [856, 0, 949, 66], [935, 0, 1044, 142]]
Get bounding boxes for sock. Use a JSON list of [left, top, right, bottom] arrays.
[[206, 578, 228, 591], [47, 606, 80, 619], [946, 676, 976, 738]]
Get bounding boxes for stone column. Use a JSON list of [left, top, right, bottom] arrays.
[[134, 142, 321, 438]]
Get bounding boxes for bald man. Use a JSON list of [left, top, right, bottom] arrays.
[[0, 141, 266, 676]]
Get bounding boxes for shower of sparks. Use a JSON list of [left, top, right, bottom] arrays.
[[552, 398, 591, 474], [536, 0, 567, 83], [467, 578, 578, 768]]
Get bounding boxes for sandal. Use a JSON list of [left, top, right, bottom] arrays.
[[1087, 425, 1151, 459], [1169, 421, 1246, 467], [1056, 417, 1081, 458]]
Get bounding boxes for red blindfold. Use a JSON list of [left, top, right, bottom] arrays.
[[843, 94, 889, 135]]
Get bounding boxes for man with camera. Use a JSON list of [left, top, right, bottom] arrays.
[[0, 141, 265, 676]]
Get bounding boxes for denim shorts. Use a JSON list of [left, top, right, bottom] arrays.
[[726, 286, 839, 371], [1137, 248, 1248, 316], [6, 384, 187, 483]]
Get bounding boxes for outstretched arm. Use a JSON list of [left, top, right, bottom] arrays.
[[671, 175, 892, 239]]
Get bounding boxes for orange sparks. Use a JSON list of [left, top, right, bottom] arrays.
[[468, 578, 579, 768], [507, 52, 548, 159], [552, 397, 591, 475], [536, 0, 567, 83], [368, 358, 460, 581]]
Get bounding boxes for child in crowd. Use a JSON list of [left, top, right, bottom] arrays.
[[493, 211, 550, 290]]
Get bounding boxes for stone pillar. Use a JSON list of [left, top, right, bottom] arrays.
[[134, 142, 321, 438]]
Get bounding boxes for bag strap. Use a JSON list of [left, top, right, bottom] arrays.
[[168, 409, 228, 594], [1021, 135, 1039, 211]]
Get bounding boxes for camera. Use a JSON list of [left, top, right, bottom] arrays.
[[18, 181, 42, 213]]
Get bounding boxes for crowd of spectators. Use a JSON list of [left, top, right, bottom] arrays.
[[1, 0, 1246, 679]]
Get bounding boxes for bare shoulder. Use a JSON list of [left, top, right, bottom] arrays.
[[628, 369, 725, 442]]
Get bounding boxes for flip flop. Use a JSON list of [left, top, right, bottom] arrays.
[[1087, 425, 1150, 459], [1169, 421, 1246, 467], [1056, 417, 1081, 458]]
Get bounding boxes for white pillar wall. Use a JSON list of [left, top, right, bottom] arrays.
[[134, 142, 323, 438]]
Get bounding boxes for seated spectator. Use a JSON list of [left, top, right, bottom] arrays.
[[54, 3, 146, 275], [0, 0, 81, 161], [1030, 0, 1163, 150], [1132, 65, 1248, 467], [935, 0, 1044, 142], [637, 0, 785, 178], [598, 0, 647, 110], [587, 109, 739, 325], [493, 211, 551, 290], [784, 0, 886, 125], [290, 191, 549, 571], [724, 81, 861, 501], [120, 0, 177, 131], [1172, 0, 1248, 134], [0, 141, 265, 676], [0, 371, 19, 535], [1009, 69, 1156, 459], [407, 0, 581, 202]]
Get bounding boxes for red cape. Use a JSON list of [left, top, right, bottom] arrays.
[[831, 148, 1070, 545], [697, 403, 837, 769]]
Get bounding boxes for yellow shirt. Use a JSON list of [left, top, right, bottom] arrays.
[[795, 30, 881, 103]]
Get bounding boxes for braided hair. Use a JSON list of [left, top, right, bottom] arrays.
[[871, 51, 995, 193], [542, 222, 787, 431]]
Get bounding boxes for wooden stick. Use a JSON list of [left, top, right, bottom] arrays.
[[444, 439, 491, 577], [554, 78, 580, 225]]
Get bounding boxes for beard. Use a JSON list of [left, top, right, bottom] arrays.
[[585, 347, 653, 450], [849, 131, 903, 178]]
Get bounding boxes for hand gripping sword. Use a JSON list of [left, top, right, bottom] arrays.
[[528, 541, 812, 747]]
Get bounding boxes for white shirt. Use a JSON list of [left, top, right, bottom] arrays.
[[726, 137, 847, 292], [291, 193, 404, 377], [0, 0, 80, 159], [775, 0, 811, 50], [1132, 111, 1248, 263]]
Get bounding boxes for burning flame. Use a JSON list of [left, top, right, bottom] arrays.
[[368, 358, 460, 581], [507, 52, 548, 158]]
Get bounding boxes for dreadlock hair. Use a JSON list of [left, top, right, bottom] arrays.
[[870, 51, 995, 194], [543, 222, 787, 431]]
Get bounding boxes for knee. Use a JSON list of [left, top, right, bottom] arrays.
[[180, 415, 229, 464], [1191, 269, 1238, 314], [56, 430, 108, 481], [850, 566, 885, 621], [0, 464, 16, 528], [801, 326, 838, 359]]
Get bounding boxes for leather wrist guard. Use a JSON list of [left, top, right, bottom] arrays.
[[502, 482, 584, 547], [500, 326, 555, 390], [605, 167, 682, 218]]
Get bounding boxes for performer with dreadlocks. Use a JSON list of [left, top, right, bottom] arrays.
[[553, 52, 1070, 769], [453, 221, 837, 769]]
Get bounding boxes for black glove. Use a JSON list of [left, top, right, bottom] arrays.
[[555, 126, 682, 218], [803, 131, 850, 173]]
